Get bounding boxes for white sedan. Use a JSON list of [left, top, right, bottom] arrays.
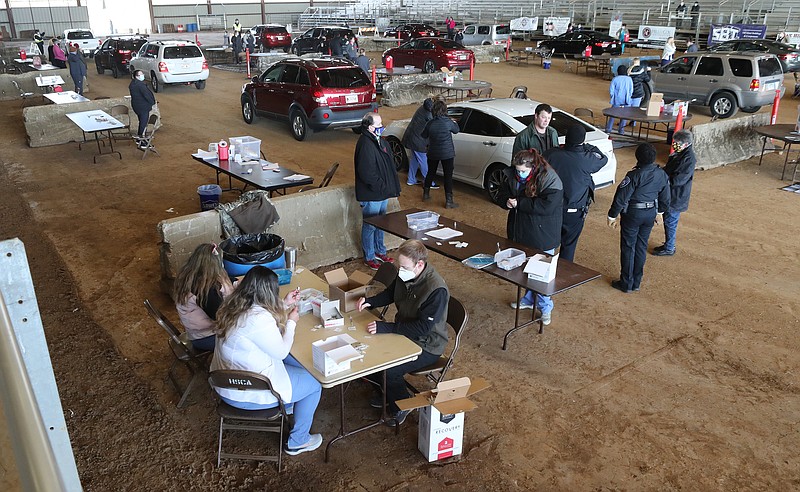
[[383, 98, 617, 204]]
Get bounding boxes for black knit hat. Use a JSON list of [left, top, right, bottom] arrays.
[[565, 125, 586, 147]]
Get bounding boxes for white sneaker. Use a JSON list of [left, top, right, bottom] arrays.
[[541, 311, 552, 326], [284, 434, 323, 456], [509, 301, 534, 310]]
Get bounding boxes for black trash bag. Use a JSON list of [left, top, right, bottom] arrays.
[[220, 233, 285, 265]]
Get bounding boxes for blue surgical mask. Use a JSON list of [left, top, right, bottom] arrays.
[[374, 126, 385, 137], [517, 169, 530, 178]]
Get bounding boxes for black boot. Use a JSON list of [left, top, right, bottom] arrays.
[[445, 193, 459, 209], [422, 188, 431, 201]]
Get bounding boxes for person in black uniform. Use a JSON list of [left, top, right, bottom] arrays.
[[607, 144, 670, 293], [653, 129, 696, 256], [544, 125, 608, 262]]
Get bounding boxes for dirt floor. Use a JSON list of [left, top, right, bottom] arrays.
[[1, 47, 799, 491]]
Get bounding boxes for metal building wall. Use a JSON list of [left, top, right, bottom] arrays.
[[0, 6, 88, 40]]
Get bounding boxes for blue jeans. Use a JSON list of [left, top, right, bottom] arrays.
[[221, 355, 321, 449], [662, 209, 681, 252], [360, 200, 388, 261], [606, 105, 627, 134], [521, 248, 555, 314], [622, 97, 642, 129], [408, 150, 430, 185]]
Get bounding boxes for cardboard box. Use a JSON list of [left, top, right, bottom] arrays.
[[396, 377, 490, 462], [646, 92, 664, 117], [524, 252, 559, 283], [324, 268, 373, 313], [312, 295, 328, 317], [297, 288, 324, 315], [320, 299, 344, 328], [311, 334, 362, 377]]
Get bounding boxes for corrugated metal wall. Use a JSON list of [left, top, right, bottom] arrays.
[[0, 6, 89, 40]]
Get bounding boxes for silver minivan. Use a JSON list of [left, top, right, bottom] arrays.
[[460, 24, 511, 46]]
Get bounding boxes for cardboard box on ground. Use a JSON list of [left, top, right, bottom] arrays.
[[396, 377, 490, 462], [324, 268, 373, 312]]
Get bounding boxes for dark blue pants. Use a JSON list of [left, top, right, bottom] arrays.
[[619, 208, 656, 290], [560, 209, 586, 262], [369, 349, 441, 413], [134, 108, 150, 137]]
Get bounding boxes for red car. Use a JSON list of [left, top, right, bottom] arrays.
[[383, 38, 475, 73], [251, 24, 292, 52], [383, 23, 439, 40]]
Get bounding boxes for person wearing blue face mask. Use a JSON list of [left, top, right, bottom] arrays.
[[497, 150, 564, 325], [357, 239, 450, 427], [354, 113, 401, 271]]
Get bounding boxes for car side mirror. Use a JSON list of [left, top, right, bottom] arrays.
[[252, 76, 259, 83]]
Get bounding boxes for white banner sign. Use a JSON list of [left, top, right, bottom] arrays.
[[543, 17, 571, 37], [637, 25, 676, 43], [783, 32, 800, 48], [510, 17, 539, 32], [609, 21, 623, 38]]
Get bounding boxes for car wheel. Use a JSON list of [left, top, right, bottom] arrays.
[[482, 41, 491, 46], [95, 59, 104, 74], [423, 59, 436, 73], [484, 163, 508, 205], [291, 45, 299, 55], [241, 97, 255, 124], [387, 137, 408, 171], [195, 79, 206, 90], [112, 64, 120, 78], [740, 105, 761, 113], [290, 109, 309, 141], [283, 46, 290, 54], [710, 92, 737, 118], [150, 71, 160, 93]]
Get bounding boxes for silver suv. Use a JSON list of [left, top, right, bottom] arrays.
[[649, 51, 785, 118], [129, 40, 209, 93], [460, 24, 511, 46]]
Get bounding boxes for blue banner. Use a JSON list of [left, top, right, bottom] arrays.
[[708, 24, 767, 45]]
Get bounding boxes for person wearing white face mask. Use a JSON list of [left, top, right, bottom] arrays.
[[129, 69, 156, 148], [653, 130, 696, 257], [356, 239, 450, 427]]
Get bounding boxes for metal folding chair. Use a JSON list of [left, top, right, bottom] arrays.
[[299, 162, 339, 192], [11, 80, 36, 107], [137, 113, 161, 160], [109, 105, 131, 142], [407, 296, 469, 391]]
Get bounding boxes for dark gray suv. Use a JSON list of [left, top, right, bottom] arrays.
[[649, 52, 785, 118]]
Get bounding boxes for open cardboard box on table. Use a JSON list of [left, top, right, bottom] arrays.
[[324, 268, 372, 313], [646, 92, 664, 117], [396, 377, 490, 462], [311, 333, 362, 377], [524, 252, 559, 283]]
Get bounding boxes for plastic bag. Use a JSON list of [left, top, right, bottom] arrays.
[[220, 233, 285, 265]]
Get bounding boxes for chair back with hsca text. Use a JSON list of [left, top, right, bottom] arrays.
[[208, 370, 289, 470], [143, 299, 210, 408], [408, 296, 469, 388], [138, 113, 161, 159], [299, 161, 339, 192]]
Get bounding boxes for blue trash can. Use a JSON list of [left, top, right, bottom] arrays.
[[197, 184, 222, 211]]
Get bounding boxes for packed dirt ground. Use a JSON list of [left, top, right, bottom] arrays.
[[1, 46, 798, 491]]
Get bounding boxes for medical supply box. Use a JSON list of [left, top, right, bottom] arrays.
[[311, 333, 362, 377], [524, 252, 559, 283], [324, 268, 373, 312]]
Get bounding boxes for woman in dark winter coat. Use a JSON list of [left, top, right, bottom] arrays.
[[129, 69, 156, 145], [422, 99, 459, 208], [496, 149, 564, 325]]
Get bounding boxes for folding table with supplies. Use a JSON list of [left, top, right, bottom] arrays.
[[65, 110, 124, 163]]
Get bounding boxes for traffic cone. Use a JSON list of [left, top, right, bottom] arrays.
[[674, 105, 684, 132]]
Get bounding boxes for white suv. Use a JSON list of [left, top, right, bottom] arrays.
[[129, 40, 209, 92]]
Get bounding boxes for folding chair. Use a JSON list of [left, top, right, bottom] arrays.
[[299, 162, 339, 192], [11, 80, 35, 107], [367, 261, 397, 320], [408, 296, 469, 391], [561, 54, 576, 73], [208, 370, 289, 470], [509, 85, 527, 99], [573, 107, 597, 127], [138, 113, 161, 159], [109, 105, 131, 142], [143, 299, 211, 408]]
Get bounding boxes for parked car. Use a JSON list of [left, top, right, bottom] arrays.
[[241, 57, 378, 141], [94, 36, 147, 78], [649, 51, 785, 118], [383, 98, 617, 203], [250, 24, 292, 52], [290, 26, 356, 56], [382, 38, 475, 73], [61, 29, 102, 57], [383, 23, 439, 40], [460, 24, 511, 46], [707, 39, 800, 73], [537, 30, 621, 56], [129, 40, 209, 92]]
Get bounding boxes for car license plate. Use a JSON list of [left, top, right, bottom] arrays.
[[764, 81, 777, 91], [182, 63, 189, 69], [277, 36, 284, 40], [458, 54, 466, 60], [345, 94, 358, 103]]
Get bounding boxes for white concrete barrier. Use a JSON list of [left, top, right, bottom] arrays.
[[691, 112, 770, 170]]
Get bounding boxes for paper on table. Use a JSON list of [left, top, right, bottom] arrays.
[[193, 149, 217, 159], [426, 227, 464, 240], [261, 160, 280, 170], [284, 174, 311, 181]]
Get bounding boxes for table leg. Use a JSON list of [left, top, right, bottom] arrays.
[[757, 136, 768, 167], [503, 285, 541, 350], [781, 142, 793, 180]]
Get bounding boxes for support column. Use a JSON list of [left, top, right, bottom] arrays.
[[4, 0, 16, 39]]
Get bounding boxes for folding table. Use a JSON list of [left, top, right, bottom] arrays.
[[65, 110, 124, 163]]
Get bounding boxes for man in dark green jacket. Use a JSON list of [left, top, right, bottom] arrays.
[[512, 103, 559, 157]]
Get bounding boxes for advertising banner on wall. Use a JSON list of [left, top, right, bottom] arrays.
[[510, 17, 539, 32], [543, 17, 571, 37], [708, 24, 767, 45], [780, 31, 800, 47], [636, 25, 676, 44]]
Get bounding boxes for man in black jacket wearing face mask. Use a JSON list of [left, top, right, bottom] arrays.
[[544, 125, 608, 262]]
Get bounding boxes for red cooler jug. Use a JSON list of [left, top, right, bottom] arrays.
[[20, 49, 27, 60], [583, 45, 592, 57], [385, 55, 393, 69]]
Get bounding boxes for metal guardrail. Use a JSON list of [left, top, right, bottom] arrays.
[[0, 238, 82, 492]]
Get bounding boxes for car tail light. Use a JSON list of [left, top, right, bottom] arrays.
[[749, 78, 760, 90], [118, 49, 130, 54], [158, 61, 168, 72], [595, 42, 609, 47], [323, 113, 329, 119], [202, 59, 208, 70], [312, 90, 328, 105]]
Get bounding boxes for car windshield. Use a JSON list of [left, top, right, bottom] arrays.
[[68, 31, 94, 40], [265, 27, 286, 34], [437, 39, 465, 49], [163, 46, 202, 59], [758, 57, 783, 77], [316, 67, 370, 88], [496, 25, 511, 35], [118, 39, 145, 51], [514, 111, 593, 137]]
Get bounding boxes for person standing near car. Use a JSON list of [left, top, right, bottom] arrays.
[[512, 103, 558, 157], [232, 32, 243, 64], [355, 48, 371, 76], [344, 36, 358, 61], [653, 130, 696, 257], [330, 32, 344, 57], [402, 97, 438, 189], [67, 44, 87, 95], [685, 39, 699, 52], [129, 69, 156, 148], [232, 18, 242, 36], [661, 37, 676, 66], [544, 125, 608, 262], [616, 23, 629, 54], [422, 99, 460, 208], [354, 113, 401, 271], [607, 144, 670, 293], [606, 64, 633, 135]]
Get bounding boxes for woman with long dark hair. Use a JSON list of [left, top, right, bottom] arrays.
[[422, 99, 460, 208], [496, 150, 564, 325], [210, 266, 323, 456]]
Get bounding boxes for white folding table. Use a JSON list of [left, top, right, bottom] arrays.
[[65, 110, 124, 163]]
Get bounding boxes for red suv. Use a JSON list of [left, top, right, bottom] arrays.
[[241, 57, 378, 141], [383, 38, 475, 73], [251, 24, 292, 52]]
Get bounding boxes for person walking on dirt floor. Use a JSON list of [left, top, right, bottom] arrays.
[[422, 99, 460, 208], [354, 112, 401, 271], [544, 125, 608, 262], [607, 143, 670, 293], [653, 129, 696, 257], [67, 44, 87, 95], [513, 103, 558, 157]]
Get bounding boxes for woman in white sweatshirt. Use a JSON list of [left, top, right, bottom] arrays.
[[661, 37, 676, 66]]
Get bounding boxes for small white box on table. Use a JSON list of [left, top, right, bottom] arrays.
[[311, 333, 362, 377]]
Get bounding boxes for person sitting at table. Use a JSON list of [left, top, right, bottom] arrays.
[[357, 239, 450, 427], [51, 38, 67, 69], [67, 44, 87, 95], [605, 64, 633, 135], [173, 243, 234, 352], [210, 266, 324, 456], [512, 103, 558, 157], [129, 69, 156, 148], [497, 150, 563, 325]]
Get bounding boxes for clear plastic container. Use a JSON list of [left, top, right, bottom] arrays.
[[406, 211, 440, 231], [494, 248, 526, 271], [229, 136, 261, 161]]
